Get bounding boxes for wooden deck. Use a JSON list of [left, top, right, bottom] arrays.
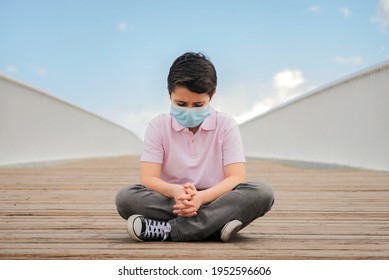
[[1, 156, 388, 260]]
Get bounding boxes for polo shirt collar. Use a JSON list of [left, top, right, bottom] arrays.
[[171, 106, 217, 132]]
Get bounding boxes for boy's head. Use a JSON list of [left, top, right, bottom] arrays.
[[168, 52, 217, 98]]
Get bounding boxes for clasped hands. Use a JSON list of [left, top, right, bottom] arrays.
[[172, 183, 203, 217]]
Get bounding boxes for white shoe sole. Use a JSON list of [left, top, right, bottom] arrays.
[[127, 214, 143, 241], [220, 220, 242, 242]]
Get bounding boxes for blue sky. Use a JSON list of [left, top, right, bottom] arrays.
[[1, 0, 389, 138]]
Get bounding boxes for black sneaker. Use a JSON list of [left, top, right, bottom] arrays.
[[127, 214, 171, 241], [220, 220, 242, 242]]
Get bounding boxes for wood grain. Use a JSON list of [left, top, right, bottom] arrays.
[[1, 156, 388, 259]]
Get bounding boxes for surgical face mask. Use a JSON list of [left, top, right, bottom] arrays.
[[170, 104, 211, 128]]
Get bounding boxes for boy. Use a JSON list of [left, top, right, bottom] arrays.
[[115, 52, 274, 242]]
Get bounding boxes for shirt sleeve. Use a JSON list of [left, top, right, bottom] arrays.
[[140, 115, 164, 164], [222, 115, 246, 166]]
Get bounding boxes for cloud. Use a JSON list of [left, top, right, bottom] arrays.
[[372, 0, 389, 31], [234, 98, 275, 124], [309, 5, 321, 14], [269, 69, 307, 108], [273, 69, 305, 100], [37, 67, 47, 77], [339, 7, 351, 19], [117, 21, 128, 31], [333, 56, 363, 66], [212, 83, 262, 119], [214, 69, 310, 124], [6, 65, 17, 73]]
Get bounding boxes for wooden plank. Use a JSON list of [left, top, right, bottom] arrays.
[[1, 156, 389, 260]]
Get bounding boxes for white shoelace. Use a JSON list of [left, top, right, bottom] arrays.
[[143, 219, 171, 241]]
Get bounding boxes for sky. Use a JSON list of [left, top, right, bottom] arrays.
[[1, 0, 389, 139]]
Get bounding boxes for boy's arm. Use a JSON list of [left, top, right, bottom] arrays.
[[199, 162, 246, 204], [140, 161, 188, 200]]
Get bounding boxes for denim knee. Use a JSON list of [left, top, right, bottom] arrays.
[[115, 184, 138, 220], [242, 181, 275, 214]]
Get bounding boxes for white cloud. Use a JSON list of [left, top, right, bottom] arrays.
[[339, 7, 351, 19], [37, 67, 47, 77], [309, 5, 321, 14], [214, 69, 310, 124], [212, 84, 260, 119], [117, 21, 128, 31], [273, 69, 305, 92], [333, 56, 363, 66], [6, 65, 17, 73], [372, 0, 389, 31], [378, 0, 389, 25], [272, 69, 306, 106], [234, 97, 275, 124]]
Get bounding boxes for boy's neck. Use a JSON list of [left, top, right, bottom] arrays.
[[189, 126, 200, 134]]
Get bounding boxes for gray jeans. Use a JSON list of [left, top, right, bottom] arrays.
[[115, 182, 274, 241]]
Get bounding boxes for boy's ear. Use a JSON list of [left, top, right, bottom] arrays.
[[211, 90, 216, 100]]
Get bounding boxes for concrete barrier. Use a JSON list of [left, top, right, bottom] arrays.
[[0, 74, 142, 166], [240, 60, 389, 171]]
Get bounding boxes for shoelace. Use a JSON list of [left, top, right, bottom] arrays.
[[142, 218, 171, 241]]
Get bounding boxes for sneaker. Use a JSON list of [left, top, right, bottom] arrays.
[[220, 220, 242, 242], [127, 214, 171, 241]]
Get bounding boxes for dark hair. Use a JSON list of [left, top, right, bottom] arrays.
[[167, 52, 217, 97]]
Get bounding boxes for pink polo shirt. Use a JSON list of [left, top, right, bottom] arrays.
[[141, 107, 245, 190]]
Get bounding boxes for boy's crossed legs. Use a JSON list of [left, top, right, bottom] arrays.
[[115, 182, 274, 242]]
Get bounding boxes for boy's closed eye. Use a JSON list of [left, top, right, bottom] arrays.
[[176, 102, 205, 107]]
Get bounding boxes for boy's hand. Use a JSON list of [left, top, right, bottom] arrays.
[[173, 183, 202, 217], [171, 185, 190, 205], [177, 192, 203, 217], [182, 183, 197, 197]]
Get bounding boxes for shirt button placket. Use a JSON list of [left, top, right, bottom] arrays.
[[190, 137, 196, 155]]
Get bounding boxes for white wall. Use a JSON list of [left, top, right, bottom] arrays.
[[0, 74, 142, 166], [240, 60, 389, 171]]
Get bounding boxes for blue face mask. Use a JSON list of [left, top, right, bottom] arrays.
[[170, 104, 211, 128]]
